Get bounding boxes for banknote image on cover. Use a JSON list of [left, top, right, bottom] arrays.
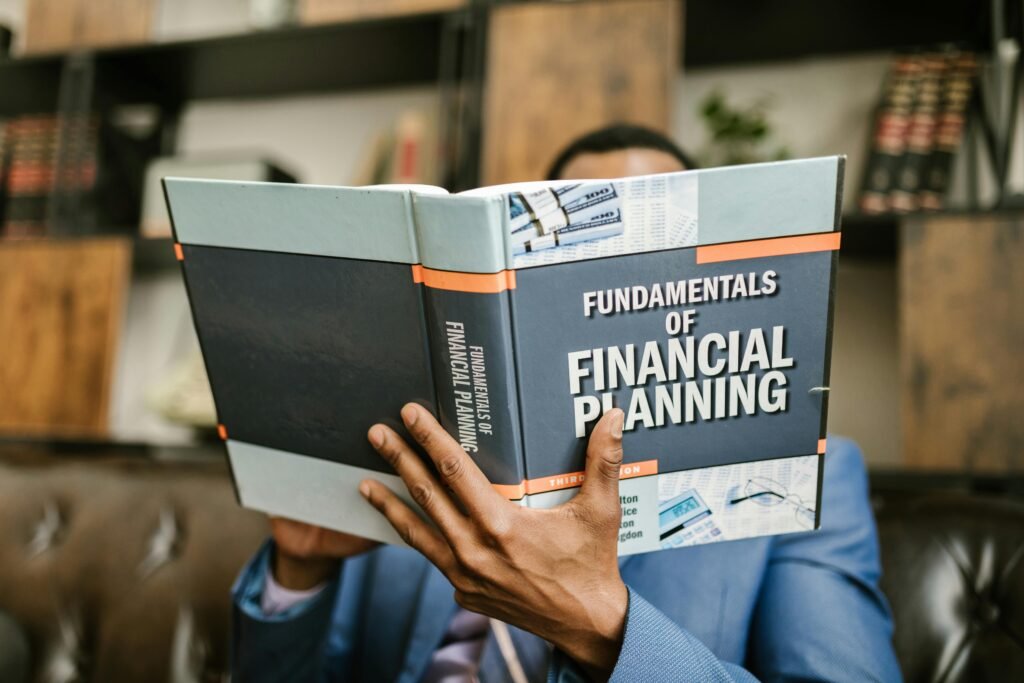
[[511, 172, 697, 267]]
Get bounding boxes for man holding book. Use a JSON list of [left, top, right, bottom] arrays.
[[230, 125, 902, 682]]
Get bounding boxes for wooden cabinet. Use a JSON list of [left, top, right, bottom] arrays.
[[482, 0, 680, 185], [900, 212, 1024, 472], [0, 238, 131, 437]]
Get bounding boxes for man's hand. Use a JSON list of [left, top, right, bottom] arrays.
[[270, 518, 378, 590], [360, 403, 628, 681]]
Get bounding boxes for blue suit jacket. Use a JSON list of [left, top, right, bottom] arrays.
[[232, 437, 902, 682]]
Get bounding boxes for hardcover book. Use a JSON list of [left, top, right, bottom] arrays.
[[164, 156, 844, 556]]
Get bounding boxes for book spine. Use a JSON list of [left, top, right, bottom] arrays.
[[0, 119, 8, 232], [859, 55, 918, 214], [890, 52, 943, 213], [412, 193, 527, 501], [920, 50, 977, 210], [3, 115, 55, 237]]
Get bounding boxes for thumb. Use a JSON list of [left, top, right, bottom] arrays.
[[578, 408, 625, 507]]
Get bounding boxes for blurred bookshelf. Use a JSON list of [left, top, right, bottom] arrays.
[[0, 12, 449, 116], [0, 0, 993, 112], [684, 0, 987, 67], [0, 0, 1019, 462]]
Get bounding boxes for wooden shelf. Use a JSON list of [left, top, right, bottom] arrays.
[[133, 236, 179, 271], [840, 213, 900, 261], [0, 0, 993, 117], [684, 0, 988, 68], [0, 52, 63, 115], [0, 11, 449, 115]]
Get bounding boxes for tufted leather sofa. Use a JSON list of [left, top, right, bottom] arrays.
[[0, 450, 1022, 682], [874, 491, 1024, 683], [0, 450, 268, 682]]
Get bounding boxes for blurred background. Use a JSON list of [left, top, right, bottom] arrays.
[[0, 1, 1021, 681]]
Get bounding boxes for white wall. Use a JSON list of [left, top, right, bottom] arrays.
[[674, 53, 892, 211], [0, 0, 22, 51], [176, 88, 440, 186]]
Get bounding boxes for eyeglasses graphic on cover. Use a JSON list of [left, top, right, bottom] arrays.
[[728, 477, 816, 530]]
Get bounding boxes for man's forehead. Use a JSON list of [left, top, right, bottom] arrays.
[[557, 148, 686, 180]]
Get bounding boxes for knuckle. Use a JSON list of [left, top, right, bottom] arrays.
[[453, 589, 473, 609], [399, 521, 417, 546], [455, 547, 489, 576], [598, 456, 622, 481], [412, 424, 435, 449], [379, 442, 402, 468], [450, 573, 474, 595], [481, 513, 512, 543], [410, 482, 433, 509], [438, 456, 465, 483]]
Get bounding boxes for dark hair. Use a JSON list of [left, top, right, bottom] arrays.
[[546, 123, 698, 180]]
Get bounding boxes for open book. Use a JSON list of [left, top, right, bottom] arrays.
[[164, 156, 844, 555]]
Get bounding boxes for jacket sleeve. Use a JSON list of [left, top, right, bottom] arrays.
[[547, 587, 759, 683], [231, 540, 342, 683], [746, 437, 902, 682]]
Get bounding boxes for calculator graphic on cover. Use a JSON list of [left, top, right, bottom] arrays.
[[659, 489, 724, 548]]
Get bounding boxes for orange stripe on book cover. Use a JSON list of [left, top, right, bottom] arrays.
[[696, 232, 841, 264], [818, 438, 827, 454], [174, 243, 184, 261], [492, 482, 526, 500], [489, 460, 659, 500], [417, 267, 516, 294], [523, 459, 659, 496], [217, 424, 228, 440]]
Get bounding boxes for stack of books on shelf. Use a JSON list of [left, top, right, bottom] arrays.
[[0, 114, 99, 238], [0, 121, 7, 231], [859, 48, 977, 215]]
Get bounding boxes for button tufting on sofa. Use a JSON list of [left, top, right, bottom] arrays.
[[0, 453, 268, 682]]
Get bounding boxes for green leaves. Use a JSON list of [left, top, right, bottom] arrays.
[[696, 89, 790, 167]]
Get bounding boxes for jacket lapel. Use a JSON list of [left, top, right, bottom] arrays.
[[357, 548, 449, 682], [398, 565, 460, 683]]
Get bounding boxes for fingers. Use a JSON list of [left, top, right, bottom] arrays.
[[367, 422, 469, 542], [359, 479, 455, 573], [396, 403, 508, 520], [577, 408, 625, 508]]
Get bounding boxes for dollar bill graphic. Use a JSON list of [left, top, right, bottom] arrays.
[[512, 208, 624, 254]]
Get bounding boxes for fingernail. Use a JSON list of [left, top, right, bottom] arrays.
[[401, 404, 418, 426], [610, 409, 624, 439], [359, 481, 371, 498], [368, 426, 385, 448]]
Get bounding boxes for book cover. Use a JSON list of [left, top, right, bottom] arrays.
[[165, 156, 843, 556]]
